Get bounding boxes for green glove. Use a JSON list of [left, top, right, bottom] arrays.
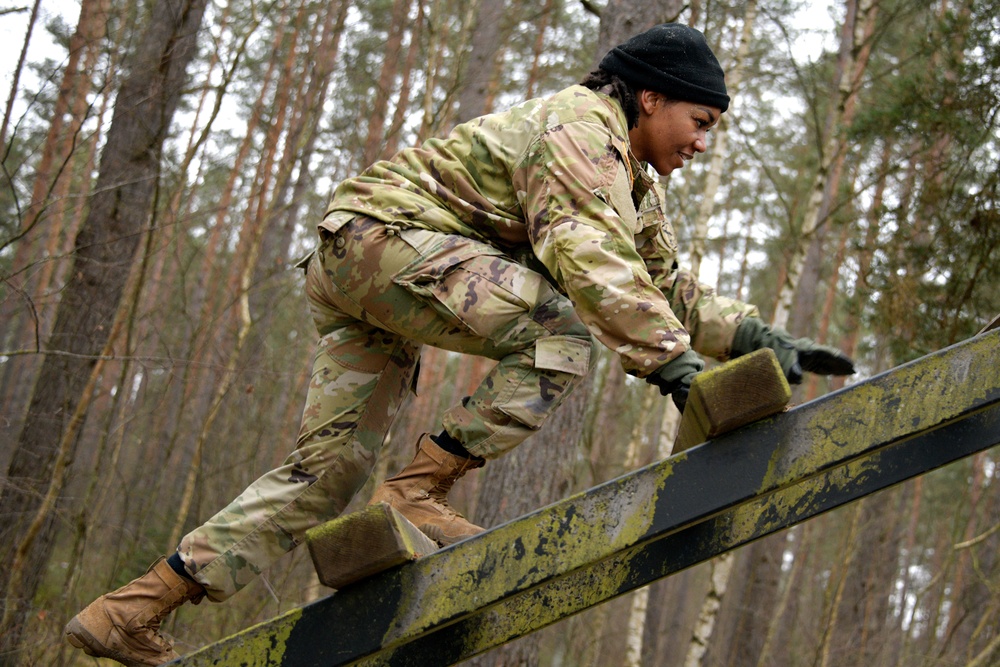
[[645, 349, 705, 412], [732, 317, 856, 384]]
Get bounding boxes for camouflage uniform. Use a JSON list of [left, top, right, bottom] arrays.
[[178, 85, 758, 601]]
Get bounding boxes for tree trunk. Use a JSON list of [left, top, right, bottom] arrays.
[[688, 0, 757, 280], [804, 217, 851, 401], [831, 140, 890, 391], [362, 0, 413, 166], [0, 0, 41, 149], [706, 534, 784, 667], [622, 386, 665, 667], [416, 0, 452, 142], [936, 455, 988, 661], [145, 2, 289, 485], [821, 495, 900, 667], [813, 504, 862, 667], [168, 0, 312, 547], [683, 552, 734, 667], [453, 0, 510, 123], [772, 0, 877, 330], [893, 478, 924, 667], [756, 526, 809, 667], [381, 0, 425, 159], [0, 0, 209, 654], [0, 0, 110, 434], [592, 0, 682, 68], [624, 586, 650, 667], [524, 0, 557, 100], [679, 5, 765, 663]]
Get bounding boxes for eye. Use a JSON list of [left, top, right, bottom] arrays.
[[694, 116, 715, 133]]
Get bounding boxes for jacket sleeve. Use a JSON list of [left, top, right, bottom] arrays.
[[513, 119, 690, 377], [631, 191, 761, 361], [660, 267, 760, 360]]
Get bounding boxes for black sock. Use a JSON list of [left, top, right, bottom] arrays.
[[431, 430, 481, 461], [167, 552, 197, 583]]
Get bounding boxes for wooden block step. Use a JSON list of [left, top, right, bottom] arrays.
[[306, 502, 439, 590], [673, 348, 791, 455]]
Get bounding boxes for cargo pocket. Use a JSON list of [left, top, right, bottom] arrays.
[[534, 336, 592, 376], [393, 235, 548, 340], [496, 335, 593, 429]]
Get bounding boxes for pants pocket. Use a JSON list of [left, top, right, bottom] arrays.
[[393, 234, 550, 340], [534, 335, 592, 376]]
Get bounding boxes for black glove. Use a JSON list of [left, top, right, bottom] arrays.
[[731, 317, 856, 384], [645, 349, 705, 413]]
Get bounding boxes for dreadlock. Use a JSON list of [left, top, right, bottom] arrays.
[[579, 69, 640, 129]]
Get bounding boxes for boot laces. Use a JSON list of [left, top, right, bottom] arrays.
[[144, 619, 174, 653], [427, 480, 460, 515], [137, 583, 203, 649], [427, 458, 479, 516]]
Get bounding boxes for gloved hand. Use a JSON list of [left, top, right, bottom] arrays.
[[645, 349, 705, 413], [731, 317, 855, 384]]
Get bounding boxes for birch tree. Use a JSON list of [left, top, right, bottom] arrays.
[[771, 0, 877, 330], [687, 0, 758, 280]]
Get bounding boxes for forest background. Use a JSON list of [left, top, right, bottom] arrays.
[[1, 0, 998, 664]]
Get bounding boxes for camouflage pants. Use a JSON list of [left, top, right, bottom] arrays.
[[178, 215, 596, 600]]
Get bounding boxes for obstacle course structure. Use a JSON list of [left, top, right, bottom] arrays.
[[175, 328, 1000, 667]]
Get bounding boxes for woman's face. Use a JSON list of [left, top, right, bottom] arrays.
[[629, 91, 721, 175]]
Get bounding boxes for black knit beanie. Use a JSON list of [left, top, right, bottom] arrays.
[[599, 24, 730, 112]]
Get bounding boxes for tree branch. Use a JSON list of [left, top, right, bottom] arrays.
[[579, 0, 602, 17]]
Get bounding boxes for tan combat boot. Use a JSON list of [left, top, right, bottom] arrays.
[[370, 434, 485, 545], [65, 556, 205, 667]]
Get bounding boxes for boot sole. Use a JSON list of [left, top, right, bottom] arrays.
[[65, 617, 149, 667]]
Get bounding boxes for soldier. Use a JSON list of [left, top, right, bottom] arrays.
[[66, 23, 854, 666]]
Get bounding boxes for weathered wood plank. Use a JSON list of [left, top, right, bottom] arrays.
[[307, 503, 439, 591], [673, 348, 791, 454]]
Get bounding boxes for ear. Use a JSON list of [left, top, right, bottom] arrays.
[[637, 89, 662, 115]]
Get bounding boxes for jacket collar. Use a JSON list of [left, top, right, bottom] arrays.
[[589, 86, 655, 203]]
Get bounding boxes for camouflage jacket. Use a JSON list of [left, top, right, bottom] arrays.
[[324, 85, 757, 376]]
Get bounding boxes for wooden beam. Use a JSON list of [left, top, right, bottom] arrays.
[[176, 329, 1000, 667], [362, 403, 1000, 666], [979, 312, 1000, 334], [316, 351, 788, 590]]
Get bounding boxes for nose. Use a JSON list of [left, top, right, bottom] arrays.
[[693, 131, 708, 153]]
